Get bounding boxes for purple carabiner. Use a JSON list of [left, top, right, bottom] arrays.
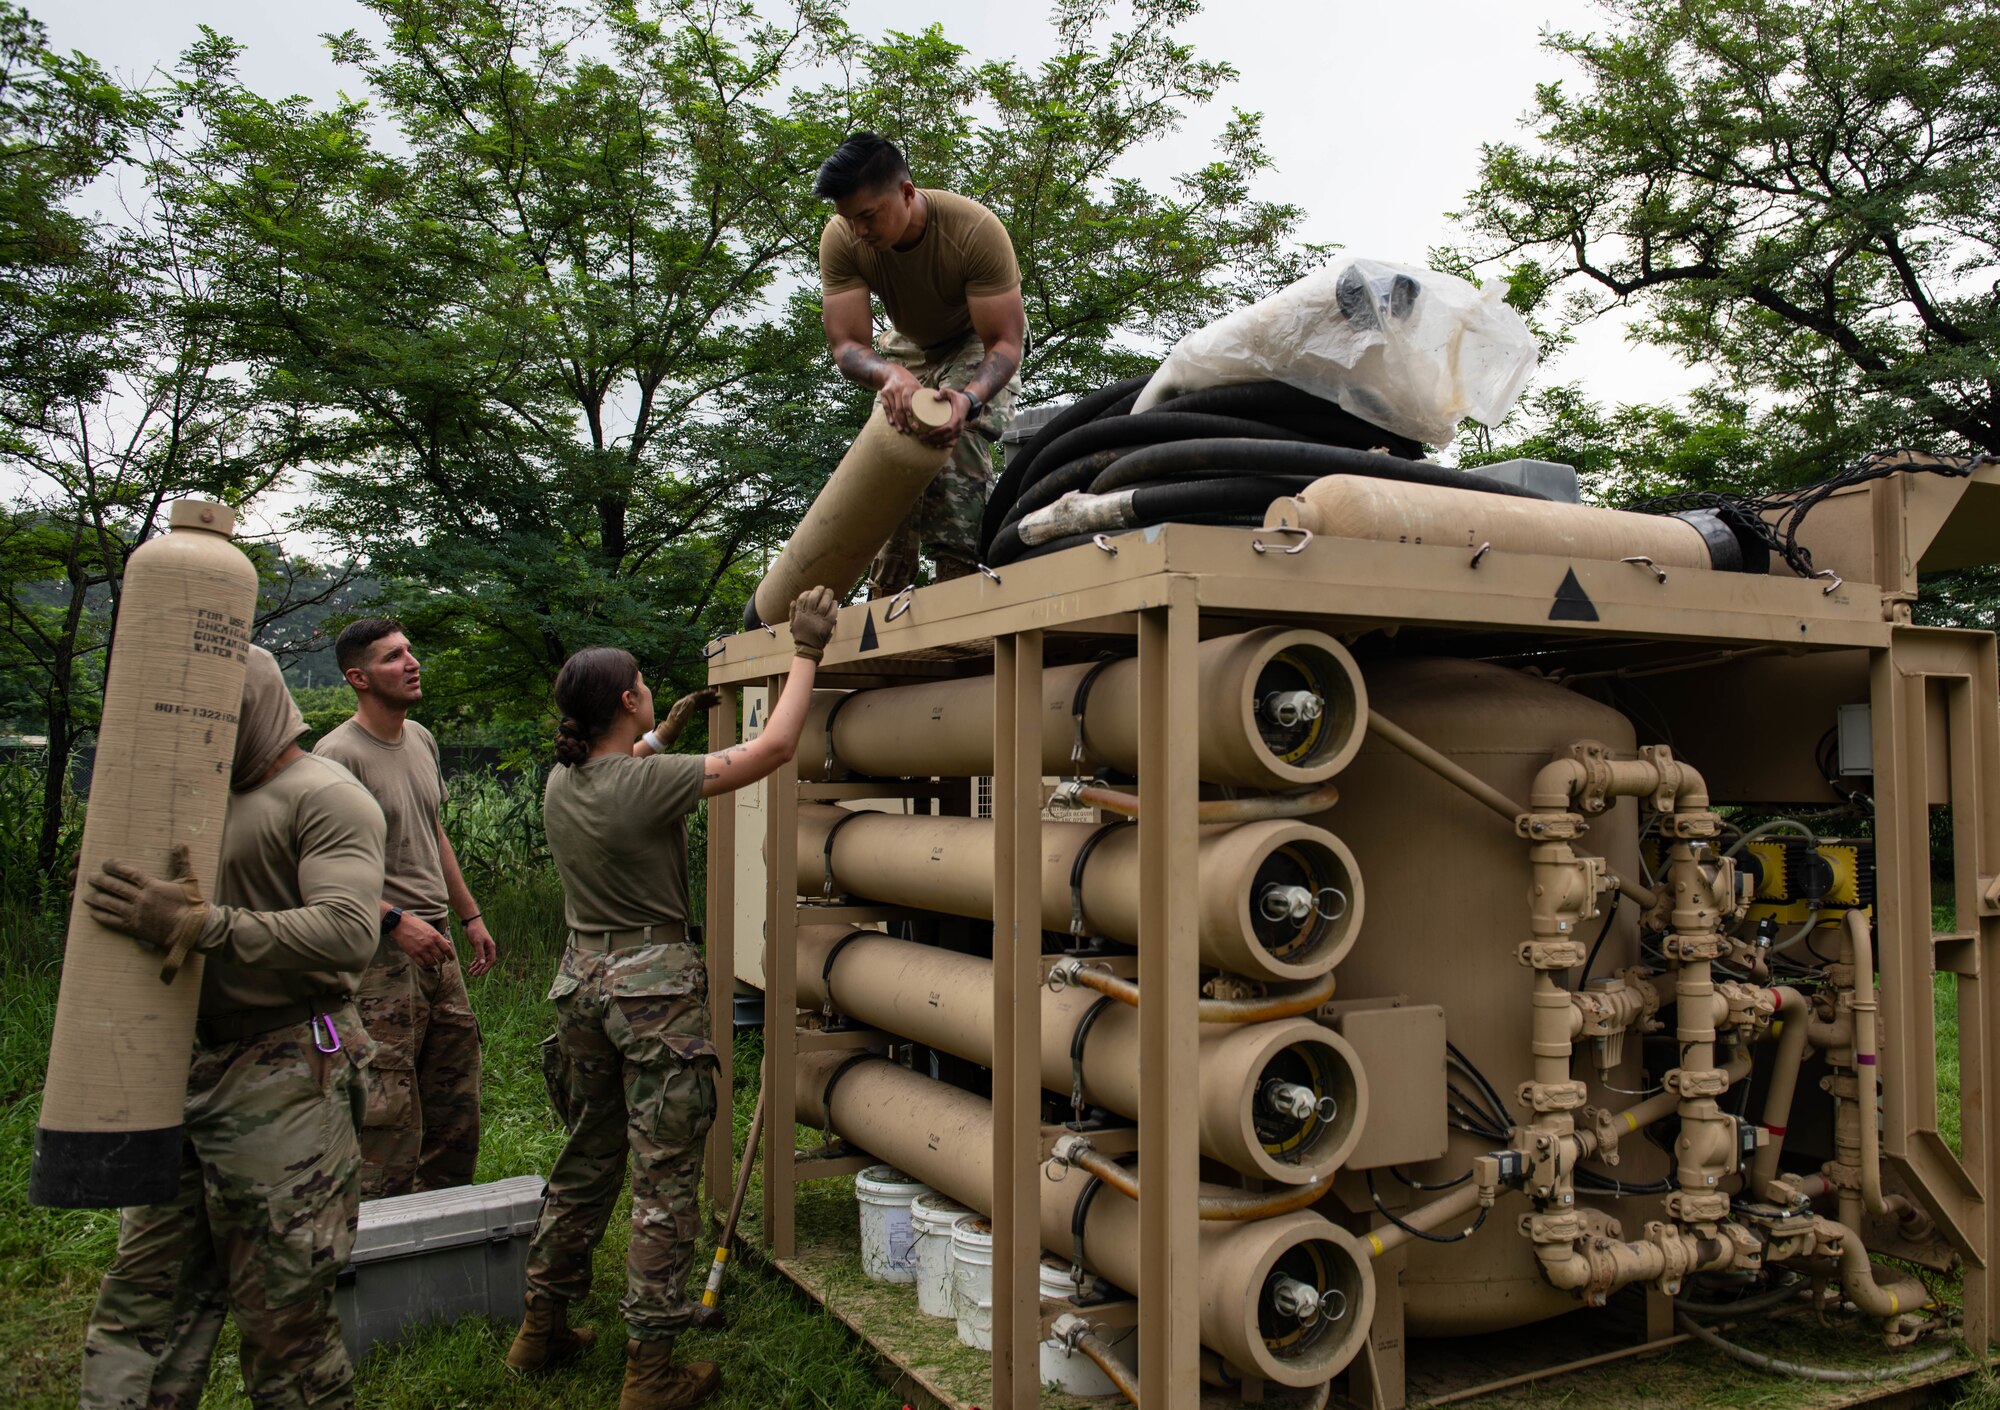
[[311, 1012, 342, 1054]]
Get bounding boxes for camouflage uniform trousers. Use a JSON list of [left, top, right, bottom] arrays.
[[866, 327, 1022, 599], [525, 937, 720, 1341], [80, 1006, 371, 1410], [354, 944, 481, 1198]]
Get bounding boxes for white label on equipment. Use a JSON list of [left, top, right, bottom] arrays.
[[886, 1207, 916, 1269]]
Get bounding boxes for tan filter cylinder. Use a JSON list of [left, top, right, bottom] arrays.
[[797, 805, 1363, 982], [32, 500, 259, 1208], [798, 627, 1367, 790], [748, 392, 953, 626], [1267, 475, 1718, 570], [796, 926, 1365, 1182], [798, 1051, 1375, 1386]]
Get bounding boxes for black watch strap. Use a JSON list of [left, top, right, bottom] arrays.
[[381, 906, 404, 937], [961, 390, 984, 423]]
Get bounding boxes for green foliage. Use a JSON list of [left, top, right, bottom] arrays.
[[1458, 0, 2000, 469], [152, 0, 1311, 728], [440, 769, 550, 893]]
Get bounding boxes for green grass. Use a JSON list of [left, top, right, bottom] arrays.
[[0, 869, 897, 1410]]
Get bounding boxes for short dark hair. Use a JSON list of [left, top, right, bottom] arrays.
[[335, 617, 406, 675], [813, 132, 911, 201]]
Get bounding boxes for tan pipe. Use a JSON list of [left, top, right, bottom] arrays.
[[1822, 1220, 1930, 1323], [798, 628, 1368, 790], [1363, 1184, 1485, 1258], [797, 926, 1364, 1182], [1059, 1141, 1341, 1220], [1064, 961, 1337, 1023], [1843, 908, 1889, 1216], [1750, 987, 1812, 1201], [797, 1051, 1376, 1387], [748, 392, 952, 626], [32, 501, 259, 1209], [797, 806, 1363, 982], [1365, 710, 1656, 910], [1266, 475, 1719, 572]]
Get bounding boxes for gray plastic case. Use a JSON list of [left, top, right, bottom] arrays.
[[335, 1174, 546, 1364]]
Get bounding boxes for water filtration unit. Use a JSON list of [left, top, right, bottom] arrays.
[[703, 448, 2000, 1407]]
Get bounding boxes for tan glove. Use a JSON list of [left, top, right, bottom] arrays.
[[658, 688, 721, 749], [789, 586, 839, 663], [85, 843, 212, 984]]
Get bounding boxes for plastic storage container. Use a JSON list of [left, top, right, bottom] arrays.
[[855, 1165, 929, 1283], [951, 1215, 996, 1349], [1038, 1256, 1139, 1395], [911, 1192, 970, 1318], [333, 1174, 546, 1364]]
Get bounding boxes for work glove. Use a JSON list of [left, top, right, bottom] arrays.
[[789, 587, 839, 663], [85, 843, 213, 984], [659, 689, 721, 749]]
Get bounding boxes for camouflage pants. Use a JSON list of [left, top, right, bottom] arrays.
[[526, 939, 720, 1340], [80, 1008, 369, 1410], [866, 328, 1021, 598], [355, 947, 480, 1198]]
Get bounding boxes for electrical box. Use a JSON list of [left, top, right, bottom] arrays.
[[1837, 702, 1873, 775], [1322, 1000, 1448, 1169], [334, 1175, 544, 1365]]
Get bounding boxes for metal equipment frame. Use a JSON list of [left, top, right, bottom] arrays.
[[704, 472, 2000, 1408]]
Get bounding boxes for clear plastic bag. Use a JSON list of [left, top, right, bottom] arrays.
[[1132, 257, 1538, 446]]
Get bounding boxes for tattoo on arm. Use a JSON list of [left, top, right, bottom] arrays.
[[835, 344, 894, 389], [963, 347, 1020, 406]]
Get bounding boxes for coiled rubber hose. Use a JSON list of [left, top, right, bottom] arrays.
[[981, 377, 1535, 568]]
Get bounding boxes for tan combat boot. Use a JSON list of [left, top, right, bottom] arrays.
[[619, 1337, 720, 1410], [505, 1292, 596, 1372]]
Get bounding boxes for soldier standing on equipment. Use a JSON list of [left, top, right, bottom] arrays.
[[815, 132, 1027, 596], [506, 588, 839, 1410], [316, 618, 493, 1197], [78, 647, 386, 1410]]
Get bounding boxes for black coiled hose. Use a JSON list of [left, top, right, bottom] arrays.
[[981, 377, 1539, 568]]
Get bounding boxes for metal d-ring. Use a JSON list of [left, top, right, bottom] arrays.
[[1252, 526, 1313, 555], [885, 585, 915, 621], [1092, 534, 1119, 555], [1621, 555, 1668, 584], [761, 621, 778, 636], [700, 639, 727, 660], [976, 563, 1002, 584], [1813, 568, 1843, 596], [1469, 541, 1492, 570]]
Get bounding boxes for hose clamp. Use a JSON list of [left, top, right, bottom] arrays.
[[818, 690, 858, 782], [1071, 1172, 1107, 1293], [818, 809, 868, 901], [1252, 525, 1313, 555], [1069, 995, 1116, 1124], [1069, 819, 1134, 936], [1068, 654, 1126, 770], [1049, 779, 1089, 812]]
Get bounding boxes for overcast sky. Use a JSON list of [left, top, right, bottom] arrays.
[[41, 0, 1703, 540]]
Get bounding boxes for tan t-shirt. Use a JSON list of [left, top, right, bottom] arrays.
[[543, 752, 705, 933], [195, 753, 388, 1017], [819, 189, 1021, 352], [314, 716, 448, 924]]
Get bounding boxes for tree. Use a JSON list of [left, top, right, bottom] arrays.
[[1459, 0, 2000, 475], [161, 0, 1312, 728]]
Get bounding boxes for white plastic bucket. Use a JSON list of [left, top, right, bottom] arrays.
[[855, 1165, 930, 1283], [912, 1193, 970, 1319], [1038, 1256, 1138, 1395], [950, 1215, 995, 1349]]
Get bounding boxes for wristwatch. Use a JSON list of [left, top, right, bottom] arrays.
[[960, 390, 985, 424], [380, 906, 405, 937]]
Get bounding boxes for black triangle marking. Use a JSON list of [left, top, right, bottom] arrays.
[[858, 608, 880, 653], [1549, 567, 1599, 622]]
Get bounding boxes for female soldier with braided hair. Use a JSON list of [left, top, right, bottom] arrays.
[[507, 587, 838, 1410]]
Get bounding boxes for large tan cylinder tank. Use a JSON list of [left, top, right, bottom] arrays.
[[799, 1051, 1375, 1387], [797, 926, 1365, 1182], [32, 500, 259, 1208], [798, 627, 1367, 790], [798, 805, 1362, 982], [749, 392, 953, 626], [1266, 476, 1718, 570], [1322, 659, 1669, 1336]]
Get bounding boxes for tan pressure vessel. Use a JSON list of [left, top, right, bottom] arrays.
[[799, 1051, 1375, 1387], [1266, 476, 1718, 569], [799, 627, 1366, 789], [748, 391, 953, 626], [797, 926, 1364, 1182], [798, 805, 1362, 982], [32, 500, 258, 1208]]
